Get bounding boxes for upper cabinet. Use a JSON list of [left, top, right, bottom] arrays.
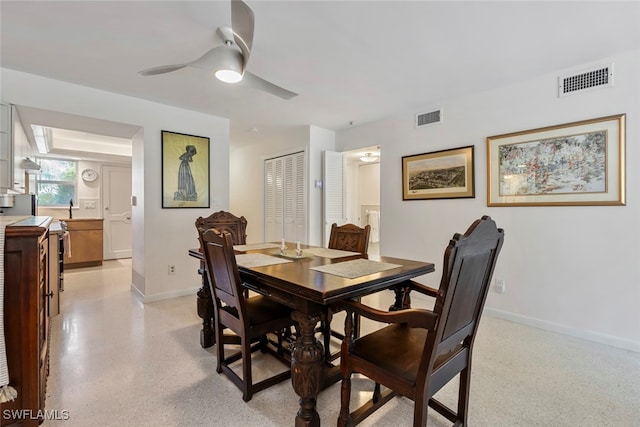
[[13, 106, 33, 192], [0, 102, 11, 190]]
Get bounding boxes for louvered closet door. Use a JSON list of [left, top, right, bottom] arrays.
[[264, 152, 306, 243], [264, 159, 277, 242], [293, 152, 305, 242]]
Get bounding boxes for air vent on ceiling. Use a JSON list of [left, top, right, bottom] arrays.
[[416, 109, 442, 127], [558, 63, 614, 97]]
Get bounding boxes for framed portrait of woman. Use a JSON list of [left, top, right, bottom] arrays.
[[161, 130, 210, 208]]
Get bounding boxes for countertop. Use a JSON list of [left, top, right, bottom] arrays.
[[49, 220, 64, 235], [0, 215, 30, 227], [2, 216, 51, 228]]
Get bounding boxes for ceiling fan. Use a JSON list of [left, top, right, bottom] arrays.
[[138, 0, 297, 100]]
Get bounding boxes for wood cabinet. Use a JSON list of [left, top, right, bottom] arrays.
[[63, 218, 103, 268], [2, 216, 52, 427]]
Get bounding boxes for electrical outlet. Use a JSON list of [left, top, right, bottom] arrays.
[[168, 265, 176, 275], [495, 279, 506, 293]]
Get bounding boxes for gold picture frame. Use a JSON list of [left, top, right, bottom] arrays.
[[402, 145, 475, 200], [161, 130, 210, 208], [487, 114, 625, 206]]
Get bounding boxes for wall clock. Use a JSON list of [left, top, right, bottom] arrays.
[[81, 168, 98, 182]]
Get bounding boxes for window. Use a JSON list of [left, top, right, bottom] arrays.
[[36, 158, 77, 206]]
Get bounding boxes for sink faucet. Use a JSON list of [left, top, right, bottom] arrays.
[[69, 199, 73, 219]]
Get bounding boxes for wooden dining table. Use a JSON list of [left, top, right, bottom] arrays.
[[189, 242, 435, 426]]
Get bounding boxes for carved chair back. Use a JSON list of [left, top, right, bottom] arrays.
[[328, 223, 371, 254], [199, 228, 245, 322], [195, 210, 247, 247]]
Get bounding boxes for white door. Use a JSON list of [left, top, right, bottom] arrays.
[[323, 150, 345, 246], [102, 165, 132, 259], [264, 152, 306, 243]]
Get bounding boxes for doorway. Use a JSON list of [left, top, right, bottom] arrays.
[[14, 105, 136, 262], [343, 145, 381, 256]]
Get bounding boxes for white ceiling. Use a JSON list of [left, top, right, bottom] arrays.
[[2, 1, 639, 157]]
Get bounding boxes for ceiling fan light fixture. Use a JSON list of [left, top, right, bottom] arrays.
[[360, 153, 379, 163], [215, 69, 243, 83], [214, 45, 244, 83]]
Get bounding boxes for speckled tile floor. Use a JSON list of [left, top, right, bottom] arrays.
[[42, 259, 639, 426]]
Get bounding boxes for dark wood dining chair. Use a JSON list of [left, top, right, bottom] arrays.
[[335, 216, 504, 426], [199, 228, 295, 402], [321, 223, 372, 362], [195, 210, 248, 246], [328, 222, 371, 254], [196, 210, 249, 299]]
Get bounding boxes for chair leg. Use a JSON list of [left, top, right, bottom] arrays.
[[277, 327, 284, 353], [414, 392, 429, 427], [457, 366, 471, 425], [338, 373, 352, 427], [372, 383, 381, 404], [215, 321, 224, 374], [352, 296, 362, 339], [242, 336, 253, 402], [323, 324, 332, 362], [323, 308, 333, 362], [259, 335, 268, 353]]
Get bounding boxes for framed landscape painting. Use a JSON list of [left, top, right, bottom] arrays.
[[161, 130, 210, 208], [486, 114, 625, 206], [402, 145, 475, 200]]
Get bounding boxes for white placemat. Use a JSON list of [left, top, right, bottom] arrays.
[[233, 243, 281, 251], [236, 253, 293, 268], [311, 259, 402, 279], [303, 247, 361, 259]]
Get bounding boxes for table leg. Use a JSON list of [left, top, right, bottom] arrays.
[[196, 264, 215, 348], [291, 311, 323, 427], [389, 284, 412, 311]]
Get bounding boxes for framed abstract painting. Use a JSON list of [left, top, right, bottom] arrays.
[[487, 114, 625, 206]]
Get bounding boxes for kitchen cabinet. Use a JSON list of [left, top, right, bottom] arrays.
[[63, 218, 103, 268], [2, 216, 52, 427], [0, 102, 11, 190], [0, 102, 34, 192], [11, 109, 33, 192]]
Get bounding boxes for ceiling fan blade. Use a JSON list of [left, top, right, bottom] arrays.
[[139, 64, 188, 76], [188, 45, 243, 74], [241, 71, 298, 100], [231, 0, 254, 67]]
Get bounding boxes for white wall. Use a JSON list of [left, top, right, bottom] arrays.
[[230, 126, 308, 243], [336, 51, 640, 352], [230, 125, 335, 246], [358, 163, 380, 206], [1, 68, 230, 301]]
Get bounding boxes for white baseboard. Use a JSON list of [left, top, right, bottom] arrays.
[[484, 307, 640, 353], [129, 284, 199, 304], [130, 283, 144, 302]]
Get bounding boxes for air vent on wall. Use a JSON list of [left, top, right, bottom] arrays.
[[558, 63, 614, 97], [416, 109, 442, 127]]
